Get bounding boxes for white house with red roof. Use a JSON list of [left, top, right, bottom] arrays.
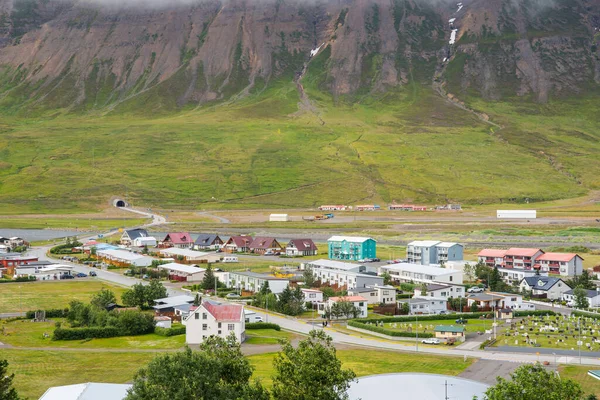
[[537, 253, 583, 276], [161, 232, 194, 249], [317, 296, 368, 318], [185, 301, 245, 345], [222, 235, 253, 253]]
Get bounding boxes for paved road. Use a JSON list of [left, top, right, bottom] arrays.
[[494, 345, 600, 358], [459, 359, 523, 385]]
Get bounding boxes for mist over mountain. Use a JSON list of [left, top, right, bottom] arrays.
[[0, 0, 598, 113]]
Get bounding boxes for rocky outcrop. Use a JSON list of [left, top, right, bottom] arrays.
[[0, 0, 598, 112]]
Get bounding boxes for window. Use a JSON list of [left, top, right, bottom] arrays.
[[309, 293, 316, 299], [359, 302, 364, 307], [202, 324, 207, 331], [370, 293, 376, 297], [228, 324, 235, 331], [218, 322, 222, 328], [202, 313, 207, 320], [218, 330, 222, 335], [452, 332, 457, 336], [449, 276, 453, 282], [195, 313, 200, 320]]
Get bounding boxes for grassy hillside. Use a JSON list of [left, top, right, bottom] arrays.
[[0, 78, 597, 214]]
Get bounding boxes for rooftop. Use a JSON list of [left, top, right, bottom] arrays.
[[154, 295, 195, 307], [434, 325, 465, 333], [230, 271, 289, 280], [308, 259, 365, 271], [163, 232, 193, 244], [564, 288, 600, 298], [537, 252, 581, 262], [505, 248, 543, 257], [39, 382, 132, 400], [157, 262, 206, 275], [478, 249, 508, 257], [329, 296, 368, 302], [382, 263, 457, 276], [408, 240, 441, 247], [328, 236, 375, 243], [203, 302, 243, 322], [521, 276, 565, 290], [96, 249, 153, 262], [158, 248, 210, 258]]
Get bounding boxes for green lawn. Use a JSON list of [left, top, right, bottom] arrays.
[[0, 319, 185, 350], [0, 281, 128, 313], [248, 349, 474, 387], [382, 319, 496, 334], [244, 329, 298, 345], [558, 366, 600, 397], [2, 349, 156, 400], [0, 217, 148, 230]]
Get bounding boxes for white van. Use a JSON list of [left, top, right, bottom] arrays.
[[222, 256, 238, 263]]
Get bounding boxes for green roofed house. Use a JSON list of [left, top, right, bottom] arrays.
[[328, 236, 376, 261], [434, 325, 466, 342]]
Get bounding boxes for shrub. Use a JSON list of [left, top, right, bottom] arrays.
[[479, 338, 497, 350], [53, 326, 121, 340], [513, 310, 557, 317], [572, 310, 600, 318], [246, 322, 281, 331], [26, 308, 69, 319], [155, 325, 186, 337], [112, 310, 155, 336], [348, 320, 433, 338], [350, 312, 492, 324], [2, 276, 36, 283]]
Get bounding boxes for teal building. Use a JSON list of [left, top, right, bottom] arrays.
[[328, 236, 377, 261]]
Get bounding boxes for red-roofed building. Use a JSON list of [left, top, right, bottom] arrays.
[[286, 239, 318, 256], [318, 296, 368, 319], [223, 235, 253, 253], [249, 237, 282, 255], [477, 249, 508, 268], [161, 233, 193, 249], [185, 301, 245, 345], [537, 253, 583, 276]]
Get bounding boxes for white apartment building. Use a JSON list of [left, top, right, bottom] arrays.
[[412, 283, 465, 299], [406, 241, 463, 265], [185, 301, 245, 345], [306, 259, 383, 290], [228, 271, 290, 294], [301, 288, 324, 304], [348, 285, 397, 305], [381, 263, 463, 285]]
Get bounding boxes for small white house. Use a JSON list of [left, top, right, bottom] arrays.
[[413, 283, 465, 300], [154, 316, 172, 329], [348, 285, 396, 305], [301, 288, 324, 304], [562, 288, 600, 307], [185, 301, 245, 345], [398, 297, 448, 315], [157, 262, 206, 282], [132, 237, 158, 247], [519, 276, 571, 300], [270, 214, 290, 222], [318, 296, 368, 318]]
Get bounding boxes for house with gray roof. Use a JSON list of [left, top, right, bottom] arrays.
[[562, 288, 600, 307], [193, 234, 223, 250], [519, 276, 571, 300], [120, 228, 149, 246]]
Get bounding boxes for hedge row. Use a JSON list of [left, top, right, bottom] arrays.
[[246, 322, 281, 331], [0, 276, 36, 283], [353, 312, 492, 324], [26, 309, 69, 319], [514, 310, 557, 317], [155, 325, 186, 337], [348, 320, 434, 338], [53, 326, 121, 340], [572, 310, 600, 319]]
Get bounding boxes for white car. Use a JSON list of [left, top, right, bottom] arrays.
[[467, 287, 484, 293], [421, 338, 441, 345]]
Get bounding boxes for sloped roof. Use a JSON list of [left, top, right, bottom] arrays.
[[329, 296, 367, 302], [249, 237, 280, 249], [287, 239, 317, 251], [124, 229, 148, 240], [537, 253, 581, 262], [521, 276, 566, 291], [434, 325, 465, 333], [505, 248, 543, 257], [157, 262, 206, 275], [39, 382, 131, 400], [194, 234, 221, 246], [163, 232, 192, 244], [227, 235, 254, 247], [563, 289, 600, 298], [408, 240, 441, 247], [478, 249, 507, 257], [203, 302, 243, 322], [328, 236, 375, 243]]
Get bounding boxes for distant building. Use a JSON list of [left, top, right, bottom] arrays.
[[434, 325, 465, 342], [96, 249, 154, 267], [0, 253, 38, 274], [14, 264, 74, 280], [249, 237, 283, 255], [301, 288, 324, 304], [222, 235, 253, 253], [398, 297, 447, 315], [120, 229, 150, 246], [478, 248, 582, 277], [562, 288, 600, 307], [132, 237, 157, 247], [158, 248, 219, 263], [306, 259, 383, 290], [193, 234, 223, 250], [157, 263, 206, 282], [185, 301, 245, 345], [381, 263, 463, 285], [355, 205, 381, 211], [327, 236, 376, 261], [388, 204, 427, 211], [153, 295, 195, 314], [412, 283, 465, 299], [318, 296, 368, 318], [286, 239, 318, 256], [406, 241, 463, 265], [161, 232, 194, 249], [319, 205, 348, 211], [228, 271, 289, 294], [536, 253, 583, 276], [519, 276, 572, 300], [348, 284, 396, 305]]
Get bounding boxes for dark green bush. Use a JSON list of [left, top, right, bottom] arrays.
[[53, 326, 121, 340], [513, 310, 557, 317], [155, 325, 186, 337], [26, 308, 69, 319], [246, 322, 281, 331]]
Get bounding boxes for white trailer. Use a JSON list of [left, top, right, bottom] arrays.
[[496, 210, 536, 219], [269, 214, 290, 222]]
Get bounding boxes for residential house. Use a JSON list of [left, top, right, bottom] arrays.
[[355, 205, 381, 211], [498, 267, 542, 285], [389, 204, 428, 211], [154, 316, 172, 328], [301, 288, 324, 304], [0, 253, 39, 274], [412, 283, 465, 299], [519, 276, 571, 300], [477, 249, 507, 268], [381, 263, 463, 285], [14, 264, 74, 281], [319, 205, 348, 211], [40, 383, 132, 400], [466, 293, 507, 311], [406, 241, 463, 265], [398, 297, 448, 315], [96, 249, 155, 267], [478, 248, 545, 271], [434, 325, 465, 342], [228, 271, 290, 294], [153, 295, 195, 314], [193, 234, 223, 251], [536, 253, 584, 277], [120, 229, 150, 246], [286, 239, 318, 256], [159, 248, 220, 263], [161, 232, 194, 249], [305, 259, 383, 290], [185, 301, 245, 345], [249, 237, 283, 254], [223, 235, 254, 253], [157, 263, 206, 282], [487, 292, 524, 308], [132, 237, 157, 248], [562, 288, 600, 307], [8, 237, 26, 249], [348, 284, 396, 305], [318, 296, 368, 318], [327, 236, 376, 261]]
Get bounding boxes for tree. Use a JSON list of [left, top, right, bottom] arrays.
[[259, 281, 271, 295], [202, 264, 216, 290], [303, 266, 316, 288], [381, 271, 392, 286], [573, 286, 590, 309], [470, 302, 479, 312], [400, 302, 410, 315], [126, 337, 268, 400], [463, 263, 475, 281], [481, 363, 585, 400], [90, 289, 116, 310], [321, 287, 335, 300], [488, 267, 502, 291], [122, 284, 149, 308], [332, 300, 360, 319], [419, 283, 428, 296], [567, 270, 596, 291], [0, 359, 19, 400], [272, 330, 356, 400], [193, 294, 201, 306], [145, 280, 167, 307]]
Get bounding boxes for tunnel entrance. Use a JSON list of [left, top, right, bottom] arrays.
[[113, 199, 128, 208]]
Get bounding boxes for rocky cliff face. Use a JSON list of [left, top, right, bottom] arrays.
[[0, 0, 598, 112]]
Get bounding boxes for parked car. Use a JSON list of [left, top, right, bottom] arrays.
[[467, 286, 484, 293], [421, 338, 441, 345], [226, 293, 241, 299], [455, 318, 467, 324], [89, 271, 97, 277], [254, 316, 263, 322], [372, 258, 380, 262], [60, 275, 75, 280], [75, 273, 87, 278]]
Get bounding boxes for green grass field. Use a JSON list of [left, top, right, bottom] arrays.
[[382, 319, 495, 334], [558, 365, 600, 397], [0, 281, 128, 313], [244, 329, 298, 345]]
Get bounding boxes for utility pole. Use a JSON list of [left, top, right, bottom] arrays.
[[415, 311, 419, 352]]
